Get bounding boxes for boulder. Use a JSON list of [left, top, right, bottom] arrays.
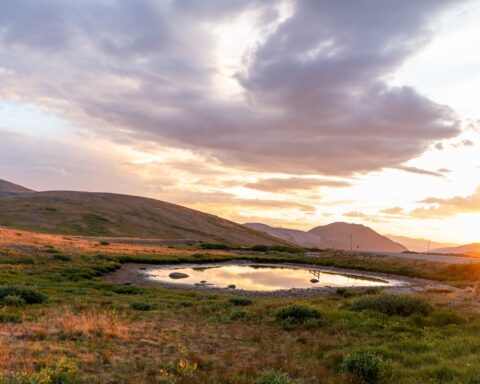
[[169, 272, 189, 279]]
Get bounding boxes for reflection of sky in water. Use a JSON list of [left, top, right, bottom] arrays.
[[147, 265, 391, 291]]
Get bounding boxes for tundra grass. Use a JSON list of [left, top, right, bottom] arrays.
[[0, 237, 480, 383]]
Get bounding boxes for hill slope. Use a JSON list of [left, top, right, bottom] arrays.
[[245, 222, 408, 252], [385, 234, 457, 253], [432, 243, 480, 256], [0, 187, 289, 246], [0, 179, 34, 195], [245, 223, 324, 247]]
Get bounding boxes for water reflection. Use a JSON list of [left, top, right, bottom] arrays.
[[145, 264, 393, 291]]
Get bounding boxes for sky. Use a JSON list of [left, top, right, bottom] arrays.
[[0, 0, 479, 244]]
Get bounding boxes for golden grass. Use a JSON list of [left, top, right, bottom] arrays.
[[0, 226, 230, 257]]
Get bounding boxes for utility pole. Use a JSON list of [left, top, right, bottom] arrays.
[[350, 234, 353, 252], [427, 240, 431, 253]]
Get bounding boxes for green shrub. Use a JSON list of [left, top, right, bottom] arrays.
[[0, 309, 22, 323], [53, 254, 72, 262], [44, 245, 60, 254], [412, 311, 466, 327], [2, 295, 26, 307], [341, 352, 385, 384], [0, 287, 47, 304], [5, 359, 81, 384], [336, 287, 355, 297], [275, 305, 324, 324], [251, 245, 269, 252], [229, 297, 252, 306], [200, 243, 230, 250], [255, 370, 292, 384], [351, 294, 432, 316], [229, 309, 248, 321], [130, 302, 154, 311], [0, 256, 34, 265], [112, 285, 142, 295]]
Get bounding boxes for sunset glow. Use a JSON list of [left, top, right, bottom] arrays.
[[1, 0, 479, 244]]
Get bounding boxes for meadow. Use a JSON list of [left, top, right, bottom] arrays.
[[0, 227, 480, 383]]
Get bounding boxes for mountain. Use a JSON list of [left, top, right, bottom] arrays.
[[308, 222, 407, 252], [245, 223, 324, 247], [245, 222, 408, 252], [0, 181, 290, 246], [431, 243, 480, 256], [384, 234, 457, 253], [0, 179, 34, 196]]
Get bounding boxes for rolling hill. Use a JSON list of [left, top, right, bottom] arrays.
[[0, 180, 290, 246], [385, 234, 457, 253], [0, 179, 34, 196], [245, 223, 326, 247], [245, 222, 408, 252], [432, 243, 480, 256]]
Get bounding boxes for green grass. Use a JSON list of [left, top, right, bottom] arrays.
[[0, 240, 479, 383]]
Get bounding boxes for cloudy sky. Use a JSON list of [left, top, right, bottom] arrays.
[[1, 0, 479, 244]]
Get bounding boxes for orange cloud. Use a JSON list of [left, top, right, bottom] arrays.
[[412, 187, 480, 218]]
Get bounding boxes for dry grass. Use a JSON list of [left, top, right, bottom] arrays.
[[0, 227, 229, 257]]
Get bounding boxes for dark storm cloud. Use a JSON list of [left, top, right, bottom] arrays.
[[0, 0, 464, 175]]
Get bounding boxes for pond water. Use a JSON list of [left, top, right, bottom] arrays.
[[144, 263, 397, 291]]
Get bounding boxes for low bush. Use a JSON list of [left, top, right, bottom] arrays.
[[130, 302, 154, 311], [255, 370, 293, 384], [2, 295, 26, 307], [229, 297, 252, 306], [351, 294, 432, 316], [336, 288, 355, 298], [0, 287, 47, 304], [112, 285, 142, 295], [412, 311, 466, 327], [44, 245, 60, 254], [341, 352, 386, 384], [0, 308, 22, 323], [53, 254, 72, 262], [275, 305, 324, 324], [0, 256, 34, 265], [200, 243, 230, 250], [229, 309, 248, 321]]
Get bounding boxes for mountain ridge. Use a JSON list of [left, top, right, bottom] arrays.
[[245, 222, 408, 252], [0, 180, 290, 246]]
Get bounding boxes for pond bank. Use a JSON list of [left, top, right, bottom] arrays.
[[102, 261, 457, 298]]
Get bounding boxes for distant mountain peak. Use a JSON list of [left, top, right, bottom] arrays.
[[245, 222, 408, 253]]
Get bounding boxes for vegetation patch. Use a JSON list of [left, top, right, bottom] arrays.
[[341, 352, 389, 384], [275, 304, 325, 329], [228, 297, 253, 306], [130, 301, 154, 311], [351, 294, 432, 316], [255, 370, 293, 384], [0, 287, 47, 304]]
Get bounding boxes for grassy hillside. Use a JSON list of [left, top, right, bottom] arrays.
[[0, 179, 34, 195], [0, 191, 289, 246], [0, 227, 480, 383]]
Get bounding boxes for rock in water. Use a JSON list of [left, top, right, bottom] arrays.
[[310, 279, 319, 283], [227, 284, 236, 289], [169, 272, 189, 279]]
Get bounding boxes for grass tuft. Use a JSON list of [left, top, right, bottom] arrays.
[[351, 294, 432, 316]]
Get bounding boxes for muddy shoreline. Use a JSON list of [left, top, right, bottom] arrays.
[[101, 261, 456, 298]]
